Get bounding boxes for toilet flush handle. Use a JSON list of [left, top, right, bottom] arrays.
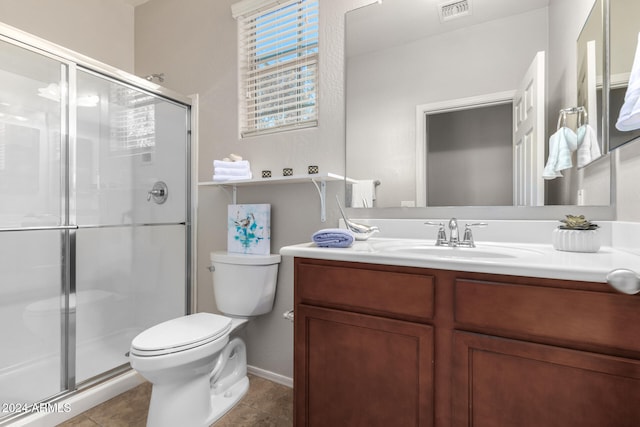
[[283, 309, 294, 322], [208, 265, 215, 272]]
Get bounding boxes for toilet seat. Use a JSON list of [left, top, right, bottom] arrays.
[[131, 313, 232, 357]]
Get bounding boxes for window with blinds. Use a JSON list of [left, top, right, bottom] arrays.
[[234, 0, 319, 137]]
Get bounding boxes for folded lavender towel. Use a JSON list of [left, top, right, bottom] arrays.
[[312, 228, 355, 248]]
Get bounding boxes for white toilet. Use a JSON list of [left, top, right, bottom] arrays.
[[129, 251, 280, 427]]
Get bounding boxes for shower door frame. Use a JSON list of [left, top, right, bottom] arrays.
[[0, 22, 196, 417]]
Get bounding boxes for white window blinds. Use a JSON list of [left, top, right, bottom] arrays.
[[234, 0, 319, 137]]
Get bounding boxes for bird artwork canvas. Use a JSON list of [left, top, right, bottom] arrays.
[[227, 204, 271, 255]]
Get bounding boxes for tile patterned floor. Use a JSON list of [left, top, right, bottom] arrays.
[[57, 374, 293, 427]]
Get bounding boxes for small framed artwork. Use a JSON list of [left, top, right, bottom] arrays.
[[228, 204, 271, 254]]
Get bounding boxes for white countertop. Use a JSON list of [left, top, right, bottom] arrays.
[[280, 237, 640, 283]]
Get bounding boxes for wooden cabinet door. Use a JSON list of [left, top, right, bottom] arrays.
[[452, 331, 640, 427], [295, 305, 434, 427]]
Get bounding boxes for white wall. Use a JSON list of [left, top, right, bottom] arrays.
[[0, 0, 135, 72]]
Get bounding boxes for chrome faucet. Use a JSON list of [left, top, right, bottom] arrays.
[[448, 218, 460, 246], [424, 218, 487, 247]]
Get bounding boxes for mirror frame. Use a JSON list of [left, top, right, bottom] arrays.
[[344, 0, 616, 221]]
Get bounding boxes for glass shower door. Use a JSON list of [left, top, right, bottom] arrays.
[[73, 70, 188, 383], [0, 28, 192, 422], [0, 39, 68, 404]]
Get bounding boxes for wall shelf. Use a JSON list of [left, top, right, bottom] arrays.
[[198, 172, 352, 222]]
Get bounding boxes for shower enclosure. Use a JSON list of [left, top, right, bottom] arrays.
[[0, 24, 192, 422]]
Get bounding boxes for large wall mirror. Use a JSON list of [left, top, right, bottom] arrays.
[[345, 0, 617, 217]]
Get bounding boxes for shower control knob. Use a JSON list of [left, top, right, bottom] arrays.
[[147, 181, 169, 204]]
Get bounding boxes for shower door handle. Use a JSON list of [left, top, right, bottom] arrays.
[[147, 181, 168, 204]]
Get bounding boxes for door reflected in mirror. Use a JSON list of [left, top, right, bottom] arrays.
[[345, 0, 610, 209]]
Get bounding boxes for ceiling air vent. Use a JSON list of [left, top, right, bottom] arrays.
[[438, 0, 472, 22]]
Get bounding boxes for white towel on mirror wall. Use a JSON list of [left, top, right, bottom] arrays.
[[350, 179, 377, 208], [616, 32, 640, 131], [576, 124, 601, 167], [543, 127, 577, 180]]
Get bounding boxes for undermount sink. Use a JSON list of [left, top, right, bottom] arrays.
[[371, 240, 543, 260]]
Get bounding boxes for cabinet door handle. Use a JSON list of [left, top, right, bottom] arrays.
[[606, 269, 640, 295]]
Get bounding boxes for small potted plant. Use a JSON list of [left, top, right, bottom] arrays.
[[552, 214, 600, 253]]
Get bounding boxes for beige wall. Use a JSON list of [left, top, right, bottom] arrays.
[[616, 142, 640, 221], [134, 0, 376, 379], [0, 0, 135, 72]]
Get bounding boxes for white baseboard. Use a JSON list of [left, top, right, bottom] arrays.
[[247, 365, 293, 389]]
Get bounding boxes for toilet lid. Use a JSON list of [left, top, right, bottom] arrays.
[[131, 313, 232, 355]]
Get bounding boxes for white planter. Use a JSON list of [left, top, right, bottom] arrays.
[[552, 228, 601, 253]]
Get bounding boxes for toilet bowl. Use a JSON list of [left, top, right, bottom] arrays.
[[129, 252, 280, 427]]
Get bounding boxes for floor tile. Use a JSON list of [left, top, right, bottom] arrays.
[[56, 374, 292, 427]]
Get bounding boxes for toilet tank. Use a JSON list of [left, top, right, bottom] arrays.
[[210, 251, 281, 317]]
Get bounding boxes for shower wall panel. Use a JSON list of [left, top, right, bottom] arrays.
[[0, 231, 63, 405], [74, 225, 185, 383]]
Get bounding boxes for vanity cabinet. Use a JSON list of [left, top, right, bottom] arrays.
[[296, 305, 433, 426], [452, 277, 640, 427], [452, 332, 640, 427], [294, 258, 435, 426], [293, 257, 640, 427]]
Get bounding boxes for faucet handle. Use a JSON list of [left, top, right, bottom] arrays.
[[465, 222, 488, 228], [424, 222, 447, 246], [462, 223, 488, 247]]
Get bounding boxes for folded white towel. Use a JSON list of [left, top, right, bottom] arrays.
[[543, 130, 563, 180], [213, 159, 252, 182], [543, 127, 577, 180], [213, 159, 251, 169], [576, 124, 601, 167], [616, 32, 640, 131], [212, 172, 253, 182], [214, 167, 251, 176]]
